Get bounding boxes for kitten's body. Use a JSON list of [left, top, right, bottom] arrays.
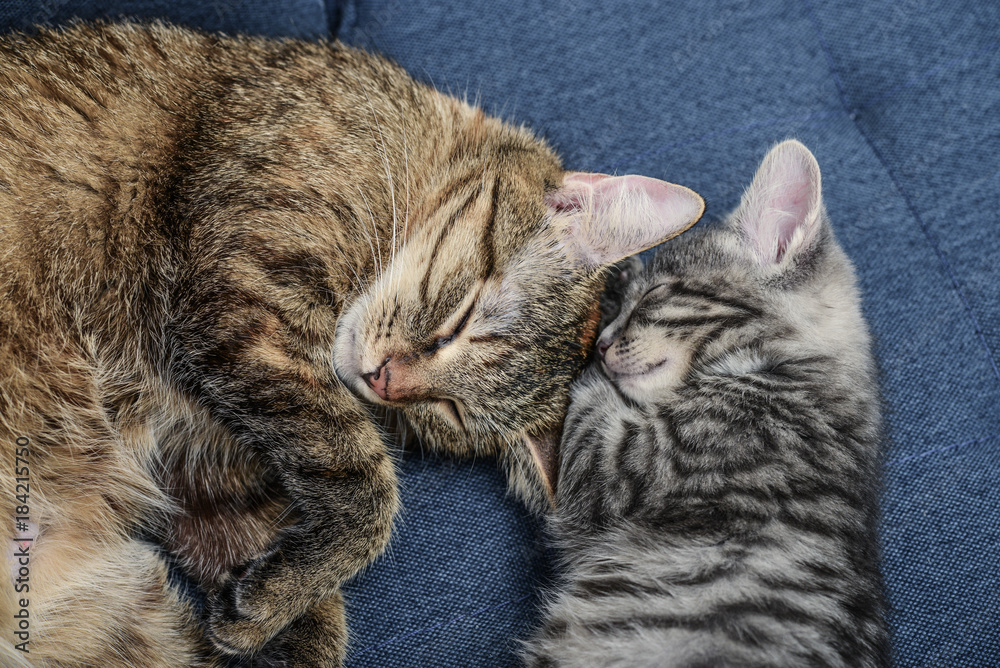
[[528, 142, 889, 667], [0, 22, 703, 666]]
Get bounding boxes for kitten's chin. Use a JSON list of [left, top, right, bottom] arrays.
[[603, 364, 680, 405]]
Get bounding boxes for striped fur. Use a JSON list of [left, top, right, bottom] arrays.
[[527, 142, 890, 667], [0, 22, 702, 666]]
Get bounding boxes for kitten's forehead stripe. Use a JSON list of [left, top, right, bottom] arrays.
[[665, 281, 763, 318]]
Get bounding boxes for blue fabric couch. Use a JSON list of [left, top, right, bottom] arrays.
[[3, 1, 997, 666]]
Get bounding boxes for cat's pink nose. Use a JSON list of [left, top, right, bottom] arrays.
[[362, 357, 391, 400], [361, 355, 425, 402], [597, 338, 612, 360]]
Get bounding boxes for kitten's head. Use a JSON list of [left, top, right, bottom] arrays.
[[597, 140, 869, 405], [333, 120, 703, 509]]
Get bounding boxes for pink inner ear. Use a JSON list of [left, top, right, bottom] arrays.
[[595, 175, 694, 215], [592, 175, 706, 237], [739, 140, 822, 264], [545, 188, 583, 214], [564, 172, 683, 206], [769, 179, 813, 260], [551, 172, 703, 221], [546, 172, 611, 213], [563, 172, 611, 187], [546, 171, 705, 268]]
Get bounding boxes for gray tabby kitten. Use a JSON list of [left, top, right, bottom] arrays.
[[526, 141, 890, 668]]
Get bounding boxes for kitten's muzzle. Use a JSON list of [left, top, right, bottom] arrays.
[[595, 329, 619, 362]]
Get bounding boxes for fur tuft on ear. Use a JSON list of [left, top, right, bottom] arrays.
[[733, 139, 824, 265], [546, 172, 704, 269]]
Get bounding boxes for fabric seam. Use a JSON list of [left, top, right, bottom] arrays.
[[800, 0, 1000, 388]]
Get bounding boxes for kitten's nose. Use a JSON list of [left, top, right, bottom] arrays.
[[597, 338, 612, 360], [362, 357, 391, 400]]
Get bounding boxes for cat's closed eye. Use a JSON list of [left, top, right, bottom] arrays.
[[431, 298, 476, 351]]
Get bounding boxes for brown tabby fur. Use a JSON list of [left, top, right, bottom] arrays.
[[0, 21, 703, 667]]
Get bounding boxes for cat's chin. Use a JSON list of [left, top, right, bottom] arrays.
[[332, 305, 365, 394], [398, 404, 482, 456], [433, 398, 468, 433]]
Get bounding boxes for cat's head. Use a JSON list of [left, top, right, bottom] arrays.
[[333, 122, 703, 509], [596, 140, 869, 405]]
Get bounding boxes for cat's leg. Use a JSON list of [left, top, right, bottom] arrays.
[[197, 389, 396, 659], [170, 276, 398, 657], [156, 416, 350, 666], [162, 454, 351, 668], [3, 529, 214, 667]]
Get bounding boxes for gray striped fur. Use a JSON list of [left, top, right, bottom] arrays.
[[527, 141, 890, 668]]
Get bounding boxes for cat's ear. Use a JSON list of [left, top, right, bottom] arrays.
[[546, 172, 704, 269], [523, 429, 560, 506], [732, 139, 824, 265]]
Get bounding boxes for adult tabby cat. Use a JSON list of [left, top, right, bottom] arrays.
[[0, 20, 705, 667], [527, 141, 890, 667]]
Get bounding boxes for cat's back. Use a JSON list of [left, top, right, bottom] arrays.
[[0, 23, 217, 311], [0, 22, 216, 202], [0, 22, 391, 327]]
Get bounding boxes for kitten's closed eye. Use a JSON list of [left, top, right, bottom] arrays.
[[593, 297, 695, 403]]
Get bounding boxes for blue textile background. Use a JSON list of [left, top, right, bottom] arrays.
[[0, 0, 330, 38], [2, 1, 998, 666]]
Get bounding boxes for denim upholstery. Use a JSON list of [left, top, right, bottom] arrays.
[[3, 2, 997, 666]]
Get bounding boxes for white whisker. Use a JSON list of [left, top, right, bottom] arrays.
[[394, 102, 412, 303], [355, 72, 398, 288], [356, 185, 382, 283]]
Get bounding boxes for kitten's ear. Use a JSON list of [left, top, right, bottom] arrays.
[[733, 140, 824, 265], [546, 172, 704, 269]]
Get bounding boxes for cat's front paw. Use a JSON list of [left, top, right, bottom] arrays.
[[210, 580, 347, 667], [255, 594, 347, 668], [205, 554, 299, 657]]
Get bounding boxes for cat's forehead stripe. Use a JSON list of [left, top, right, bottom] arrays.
[[480, 175, 500, 280], [417, 184, 482, 303]]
